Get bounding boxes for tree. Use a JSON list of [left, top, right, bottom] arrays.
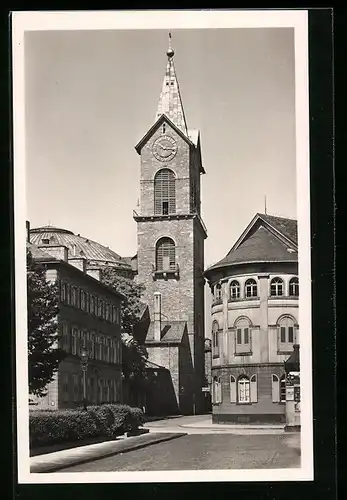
[[100, 268, 148, 383], [27, 249, 66, 397]]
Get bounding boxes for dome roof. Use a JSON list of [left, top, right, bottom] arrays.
[[30, 225, 132, 271]]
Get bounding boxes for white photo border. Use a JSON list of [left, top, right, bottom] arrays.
[[12, 9, 312, 484]]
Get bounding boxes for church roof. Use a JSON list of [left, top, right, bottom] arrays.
[[30, 225, 132, 271], [155, 36, 188, 136], [205, 213, 298, 275], [145, 320, 187, 344]]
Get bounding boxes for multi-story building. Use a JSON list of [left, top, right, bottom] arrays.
[[27, 224, 124, 409], [204, 213, 299, 424], [133, 39, 207, 415]]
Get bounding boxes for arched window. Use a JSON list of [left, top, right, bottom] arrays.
[[154, 168, 176, 215], [289, 277, 299, 296], [238, 376, 250, 403], [280, 374, 286, 402], [270, 277, 284, 296], [212, 320, 220, 358], [230, 375, 236, 403], [245, 278, 257, 298], [229, 280, 240, 300], [156, 237, 175, 271], [215, 283, 222, 302], [278, 316, 296, 352], [212, 376, 222, 404], [235, 317, 252, 354]]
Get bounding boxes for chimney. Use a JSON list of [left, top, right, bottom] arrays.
[[26, 221, 30, 243], [154, 292, 162, 341], [86, 267, 101, 282], [68, 257, 87, 273], [39, 244, 68, 262]]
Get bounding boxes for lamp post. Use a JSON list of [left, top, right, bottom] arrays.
[[80, 348, 89, 410]]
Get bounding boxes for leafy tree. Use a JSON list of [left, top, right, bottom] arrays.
[[100, 268, 148, 383], [27, 249, 66, 397]]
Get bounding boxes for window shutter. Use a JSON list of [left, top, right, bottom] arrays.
[[230, 376, 236, 403], [244, 328, 249, 344], [250, 375, 258, 403], [280, 327, 286, 343], [237, 328, 242, 344], [218, 379, 222, 403], [272, 375, 280, 402], [288, 326, 294, 343]]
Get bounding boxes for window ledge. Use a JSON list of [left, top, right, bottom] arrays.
[[212, 354, 220, 359], [234, 351, 252, 356]]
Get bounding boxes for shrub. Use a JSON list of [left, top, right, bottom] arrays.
[[29, 404, 145, 448]]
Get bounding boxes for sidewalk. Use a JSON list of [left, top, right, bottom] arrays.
[[30, 431, 186, 473], [144, 416, 286, 435]]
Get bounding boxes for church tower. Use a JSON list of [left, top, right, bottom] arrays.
[[134, 35, 207, 414]]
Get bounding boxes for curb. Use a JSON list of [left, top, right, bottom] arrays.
[[31, 433, 187, 473]]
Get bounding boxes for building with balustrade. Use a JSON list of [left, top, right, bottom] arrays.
[[204, 213, 299, 424]]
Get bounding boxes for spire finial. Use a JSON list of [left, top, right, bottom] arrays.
[[264, 196, 267, 215], [167, 32, 174, 58]]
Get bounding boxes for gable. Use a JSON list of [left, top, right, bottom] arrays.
[[135, 114, 193, 155]]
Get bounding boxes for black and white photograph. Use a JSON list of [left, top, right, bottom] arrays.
[[12, 9, 313, 483]]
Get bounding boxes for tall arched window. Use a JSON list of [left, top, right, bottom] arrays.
[[156, 237, 175, 271], [238, 376, 250, 403], [278, 316, 296, 352], [289, 277, 299, 296], [270, 277, 284, 296], [154, 168, 176, 215], [212, 320, 220, 358], [229, 280, 240, 300], [235, 317, 252, 354], [245, 278, 257, 298]]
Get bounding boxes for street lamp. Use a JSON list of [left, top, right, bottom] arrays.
[[80, 348, 89, 410]]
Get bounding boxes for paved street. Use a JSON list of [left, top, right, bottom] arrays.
[[58, 432, 300, 472]]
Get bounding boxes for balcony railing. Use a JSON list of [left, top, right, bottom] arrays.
[[152, 263, 180, 280]]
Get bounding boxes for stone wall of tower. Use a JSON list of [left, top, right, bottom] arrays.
[[139, 122, 191, 216], [137, 218, 195, 330]]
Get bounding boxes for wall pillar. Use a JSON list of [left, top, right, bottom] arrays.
[[258, 274, 269, 362]]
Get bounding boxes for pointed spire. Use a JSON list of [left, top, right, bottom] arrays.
[[155, 33, 188, 136]]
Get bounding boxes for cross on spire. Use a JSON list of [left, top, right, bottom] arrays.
[[155, 33, 188, 136]]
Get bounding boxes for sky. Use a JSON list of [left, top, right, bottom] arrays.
[[25, 28, 297, 333]]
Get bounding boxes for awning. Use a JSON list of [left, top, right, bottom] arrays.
[[285, 344, 300, 372]]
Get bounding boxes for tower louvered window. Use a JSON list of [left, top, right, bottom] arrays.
[[156, 237, 175, 271], [154, 169, 176, 215]]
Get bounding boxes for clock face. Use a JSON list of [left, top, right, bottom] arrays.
[[152, 135, 178, 161]]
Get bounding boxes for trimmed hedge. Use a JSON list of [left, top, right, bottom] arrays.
[[30, 404, 144, 448]]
